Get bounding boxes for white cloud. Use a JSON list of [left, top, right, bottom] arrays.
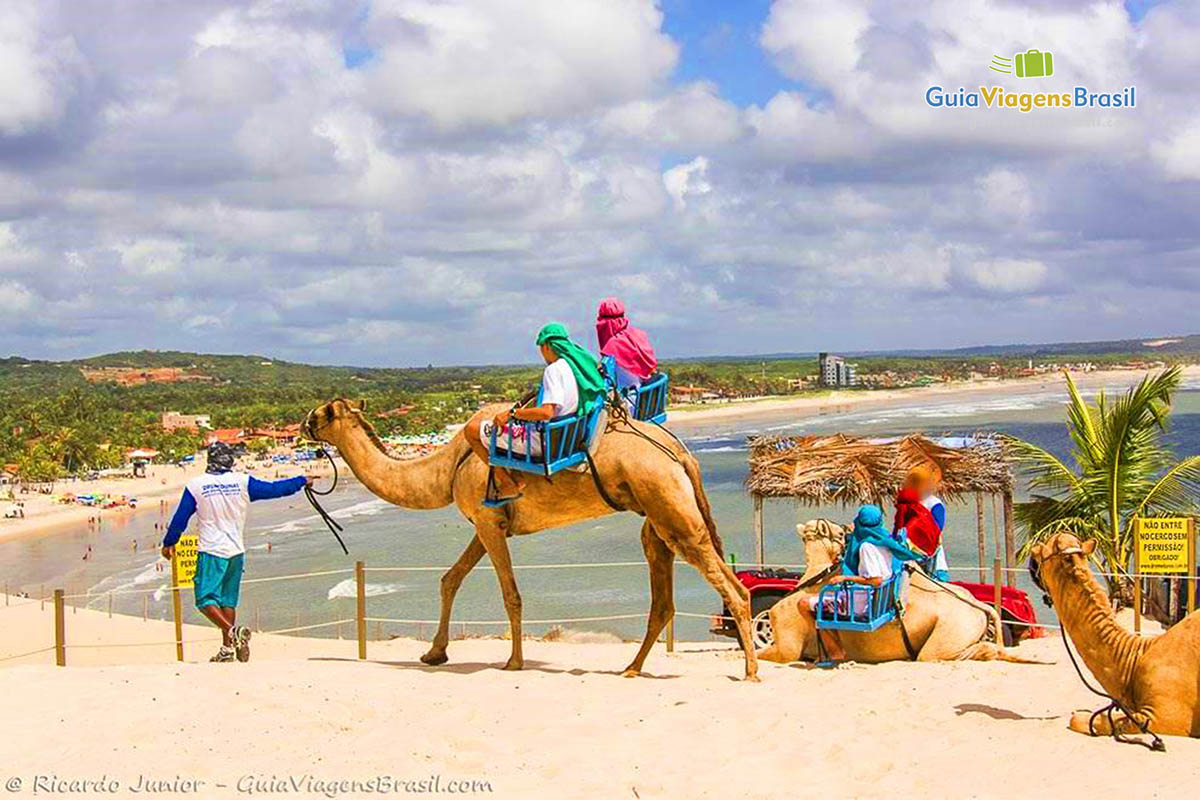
[[0, 4, 83, 136], [964, 259, 1048, 294], [364, 0, 678, 128], [1151, 117, 1200, 181], [663, 156, 711, 211]]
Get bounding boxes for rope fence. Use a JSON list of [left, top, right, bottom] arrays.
[[7, 551, 1194, 666]]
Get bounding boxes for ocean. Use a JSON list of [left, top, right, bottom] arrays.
[[3, 376, 1198, 643]]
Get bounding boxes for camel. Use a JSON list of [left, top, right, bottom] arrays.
[[302, 399, 758, 680], [758, 519, 1034, 664], [1029, 532, 1200, 738]]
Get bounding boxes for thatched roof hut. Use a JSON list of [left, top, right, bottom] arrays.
[[745, 433, 1013, 506]]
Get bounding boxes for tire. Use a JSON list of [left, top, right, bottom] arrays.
[[748, 593, 785, 650]]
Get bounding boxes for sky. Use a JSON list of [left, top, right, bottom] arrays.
[[0, 0, 1198, 367]]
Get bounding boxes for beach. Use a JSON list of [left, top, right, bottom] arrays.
[[1, 602, 1196, 799], [666, 365, 1200, 427]]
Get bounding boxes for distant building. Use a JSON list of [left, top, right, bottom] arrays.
[[161, 411, 212, 432], [818, 353, 858, 388]]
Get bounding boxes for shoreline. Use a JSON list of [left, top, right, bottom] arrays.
[[665, 365, 1200, 429], [0, 459, 333, 545]]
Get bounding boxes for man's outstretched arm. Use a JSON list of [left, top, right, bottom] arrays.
[[248, 475, 311, 501]]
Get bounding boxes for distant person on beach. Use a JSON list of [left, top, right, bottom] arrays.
[[893, 464, 950, 581], [595, 297, 658, 390], [464, 323, 605, 506], [160, 442, 311, 663]]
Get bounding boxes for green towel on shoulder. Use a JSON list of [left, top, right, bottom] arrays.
[[536, 323, 606, 413]]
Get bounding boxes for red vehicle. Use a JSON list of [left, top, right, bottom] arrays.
[[712, 567, 1041, 649]]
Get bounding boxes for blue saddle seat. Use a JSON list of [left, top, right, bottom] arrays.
[[815, 558, 906, 632], [487, 385, 605, 477], [601, 355, 669, 424]]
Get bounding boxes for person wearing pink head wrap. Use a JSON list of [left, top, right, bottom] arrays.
[[595, 298, 658, 387]]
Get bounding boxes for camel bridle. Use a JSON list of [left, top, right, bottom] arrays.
[[1029, 544, 1165, 752]]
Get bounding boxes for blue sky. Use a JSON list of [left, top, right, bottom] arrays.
[[1, 1, 1198, 367]]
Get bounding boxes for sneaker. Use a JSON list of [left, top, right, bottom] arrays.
[[232, 625, 252, 663], [210, 646, 235, 663]]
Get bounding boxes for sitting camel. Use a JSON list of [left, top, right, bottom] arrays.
[[302, 399, 758, 680], [1030, 532, 1200, 738], [759, 519, 1033, 664]]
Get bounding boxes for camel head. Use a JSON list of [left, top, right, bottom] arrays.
[[1027, 532, 1097, 596], [796, 519, 847, 573], [302, 398, 373, 446]]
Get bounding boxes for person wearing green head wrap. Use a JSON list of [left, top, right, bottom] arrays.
[[464, 323, 605, 504]]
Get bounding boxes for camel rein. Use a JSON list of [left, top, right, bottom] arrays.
[[305, 447, 349, 556], [1030, 548, 1166, 752]]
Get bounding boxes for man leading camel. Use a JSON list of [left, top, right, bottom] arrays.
[[464, 323, 605, 506], [160, 442, 312, 663]]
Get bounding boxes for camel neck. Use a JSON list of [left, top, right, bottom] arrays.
[[329, 425, 468, 510], [1048, 561, 1148, 699]]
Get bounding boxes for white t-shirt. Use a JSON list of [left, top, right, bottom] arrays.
[[540, 358, 579, 417], [186, 472, 251, 558], [857, 542, 894, 581]]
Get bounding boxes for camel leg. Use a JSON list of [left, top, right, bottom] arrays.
[[659, 523, 758, 681], [622, 521, 675, 678], [1069, 708, 1156, 737], [758, 594, 813, 664], [476, 519, 524, 670], [420, 535, 487, 666]]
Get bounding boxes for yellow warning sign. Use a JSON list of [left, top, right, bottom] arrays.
[[1136, 518, 1193, 575], [172, 533, 199, 588]]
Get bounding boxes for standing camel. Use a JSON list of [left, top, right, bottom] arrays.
[[759, 519, 1035, 664], [302, 399, 758, 680], [1030, 532, 1200, 738]]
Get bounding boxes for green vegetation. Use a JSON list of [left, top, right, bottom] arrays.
[[1008, 367, 1200, 601], [2, 336, 1198, 479]]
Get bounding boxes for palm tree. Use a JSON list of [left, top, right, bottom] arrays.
[[1007, 367, 1200, 602]]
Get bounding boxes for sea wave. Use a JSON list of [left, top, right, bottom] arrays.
[[266, 498, 390, 535], [326, 578, 404, 600]]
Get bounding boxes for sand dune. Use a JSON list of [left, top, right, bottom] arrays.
[[2, 603, 1197, 798]]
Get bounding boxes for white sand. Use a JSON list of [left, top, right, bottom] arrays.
[[2, 603, 1197, 798]]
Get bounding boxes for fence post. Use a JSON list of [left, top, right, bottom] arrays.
[[142, 595, 148, 622], [1002, 490, 1016, 588], [54, 589, 66, 667], [170, 549, 184, 662], [1133, 575, 1142, 634], [666, 615, 675, 653], [975, 493, 986, 583], [355, 561, 367, 660], [1189, 518, 1197, 617], [992, 558, 1002, 620]]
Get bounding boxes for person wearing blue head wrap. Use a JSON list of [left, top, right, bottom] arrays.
[[798, 505, 921, 663]]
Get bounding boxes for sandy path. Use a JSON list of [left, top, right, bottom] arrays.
[[2, 604, 1197, 798]]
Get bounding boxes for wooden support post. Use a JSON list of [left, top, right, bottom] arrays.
[[142, 595, 148, 622], [1133, 577, 1142, 634], [753, 494, 765, 567], [170, 553, 184, 663], [665, 615, 675, 653], [54, 589, 65, 667], [1133, 518, 1142, 634], [1002, 490, 1016, 588], [975, 493, 987, 583], [992, 558, 1003, 620], [1188, 518, 1196, 616], [355, 560, 367, 660]]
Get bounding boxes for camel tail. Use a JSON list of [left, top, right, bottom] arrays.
[[682, 453, 723, 559], [961, 642, 1050, 665]]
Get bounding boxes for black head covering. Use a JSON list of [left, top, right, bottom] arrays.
[[206, 442, 236, 474]]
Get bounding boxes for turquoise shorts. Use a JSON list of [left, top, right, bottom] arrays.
[[193, 552, 244, 609]]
